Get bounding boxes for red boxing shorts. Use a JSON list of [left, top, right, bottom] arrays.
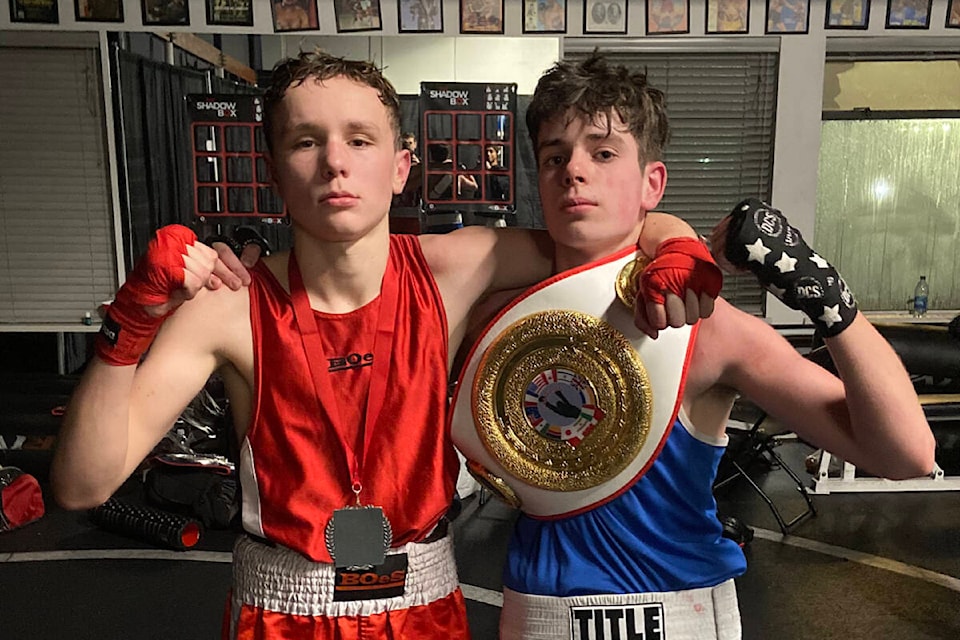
[[223, 534, 470, 640]]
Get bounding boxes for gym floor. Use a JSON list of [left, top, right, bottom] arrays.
[[2, 372, 959, 640]]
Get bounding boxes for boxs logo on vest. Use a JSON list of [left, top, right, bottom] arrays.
[[569, 603, 664, 640]]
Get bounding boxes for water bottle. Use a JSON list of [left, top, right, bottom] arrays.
[[913, 276, 929, 317]]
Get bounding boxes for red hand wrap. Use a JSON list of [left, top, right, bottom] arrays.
[[95, 225, 197, 366], [640, 237, 723, 305]]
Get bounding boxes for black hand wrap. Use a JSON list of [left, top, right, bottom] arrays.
[[725, 198, 857, 337]]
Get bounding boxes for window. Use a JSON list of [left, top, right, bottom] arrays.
[[0, 44, 117, 327], [818, 56, 960, 312], [816, 115, 960, 311]]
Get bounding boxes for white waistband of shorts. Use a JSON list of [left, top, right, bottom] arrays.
[[232, 534, 460, 618], [501, 579, 741, 640]]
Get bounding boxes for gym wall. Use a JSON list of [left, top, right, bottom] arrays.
[[1, 0, 959, 340]]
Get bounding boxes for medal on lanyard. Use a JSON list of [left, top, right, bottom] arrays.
[[324, 487, 393, 568], [288, 251, 399, 568]]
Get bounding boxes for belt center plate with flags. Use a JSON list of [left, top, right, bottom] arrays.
[[473, 309, 652, 491], [450, 247, 694, 518]]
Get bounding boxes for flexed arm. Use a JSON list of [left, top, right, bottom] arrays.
[[711, 199, 935, 479], [52, 226, 241, 509]]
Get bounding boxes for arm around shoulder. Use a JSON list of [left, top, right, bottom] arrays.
[[419, 226, 554, 320]]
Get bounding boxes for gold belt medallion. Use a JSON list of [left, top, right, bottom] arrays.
[[614, 254, 651, 311], [472, 310, 653, 492]]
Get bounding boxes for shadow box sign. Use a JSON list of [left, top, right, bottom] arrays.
[[187, 95, 286, 221], [419, 81, 517, 217]]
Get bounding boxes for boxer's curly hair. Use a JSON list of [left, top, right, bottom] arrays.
[[526, 51, 670, 164], [262, 48, 402, 152]]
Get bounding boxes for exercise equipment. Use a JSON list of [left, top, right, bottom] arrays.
[[810, 322, 960, 494], [90, 497, 203, 551]]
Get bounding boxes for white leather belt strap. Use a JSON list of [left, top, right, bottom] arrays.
[[451, 247, 693, 517], [500, 580, 741, 640]]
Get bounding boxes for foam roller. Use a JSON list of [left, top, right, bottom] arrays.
[[89, 497, 202, 551]]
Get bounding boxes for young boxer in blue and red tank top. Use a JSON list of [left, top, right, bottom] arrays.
[[453, 52, 935, 640]]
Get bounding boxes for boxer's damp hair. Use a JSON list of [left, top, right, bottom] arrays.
[[262, 48, 402, 152], [526, 51, 670, 165]]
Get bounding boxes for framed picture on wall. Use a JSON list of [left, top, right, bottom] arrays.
[[335, 0, 382, 32], [398, 0, 443, 32], [765, 0, 809, 33], [824, 0, 869, 28], [523, 0, 566, 33], [205, 0, 253, 27], [460, 0, 504, 33], [949, 0, 960, 28], [583, 0, 628, 34], [9, 0, 58, 23], [140, 0, 190, 26], [270, 0, 319, 32], [885, 0, 932, 28], [706, 0, 749, 34], [647, 0, 688, 34], [75, 0, 123, 22]]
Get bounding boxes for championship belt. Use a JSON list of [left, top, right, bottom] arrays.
[[450, 247, 696, 518]]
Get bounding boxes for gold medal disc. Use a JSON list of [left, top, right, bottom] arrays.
[[472, 310, 653, 492]]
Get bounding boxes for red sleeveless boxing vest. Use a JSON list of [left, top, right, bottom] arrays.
[[240, 235, 458, 563]]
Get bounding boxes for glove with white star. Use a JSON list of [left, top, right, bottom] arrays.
[[724, 198, 857, 337]]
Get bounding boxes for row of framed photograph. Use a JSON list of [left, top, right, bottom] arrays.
[[9, 1, 960, 34]]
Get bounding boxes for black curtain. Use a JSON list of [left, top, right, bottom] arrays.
[[513, 95, 543, 230], [117, 51, 207, 265], [210, 75, 261, 95]]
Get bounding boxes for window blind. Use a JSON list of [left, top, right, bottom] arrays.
[[0, 46, 117, 327]]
